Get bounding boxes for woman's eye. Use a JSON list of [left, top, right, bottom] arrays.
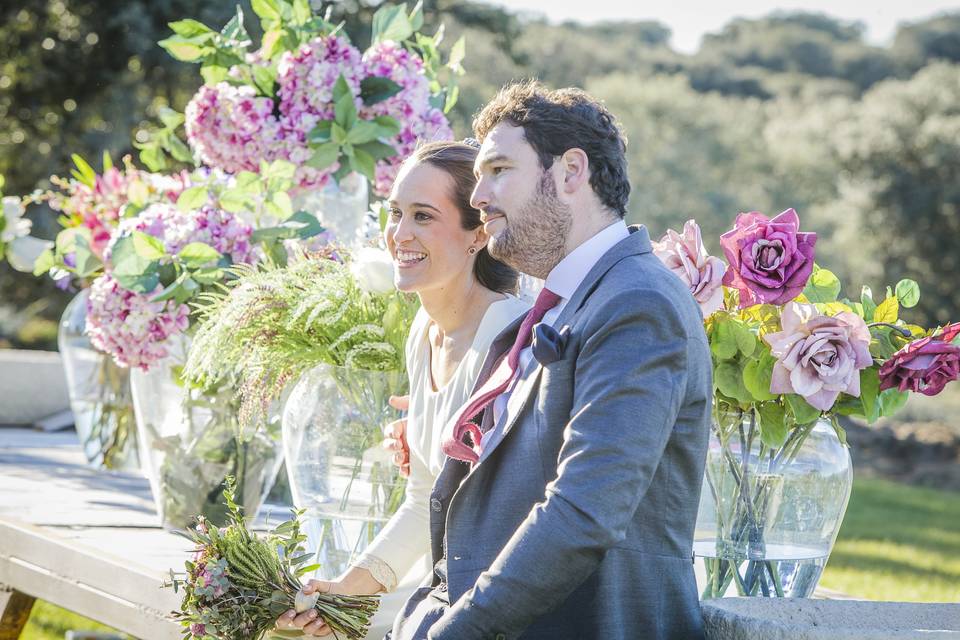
[[414, 212, 432, 221], [389, 208, 402, 220]]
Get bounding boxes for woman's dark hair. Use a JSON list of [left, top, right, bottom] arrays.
[[408, 141, 519, 294], [473, 80, 630, 217]]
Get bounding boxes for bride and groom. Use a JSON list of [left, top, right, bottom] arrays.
[[278, 80, 712, 640]]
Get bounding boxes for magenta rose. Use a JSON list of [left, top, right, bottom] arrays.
[[764, 302, 873, 411], [653, 219, 726, 316], [879, 322, 960, 396], [720, 208, 817, 308]]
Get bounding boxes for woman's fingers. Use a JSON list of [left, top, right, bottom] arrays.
[[388, 394, 410, 411]]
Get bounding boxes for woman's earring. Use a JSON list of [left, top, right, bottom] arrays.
[[468, 247, 478, 255]]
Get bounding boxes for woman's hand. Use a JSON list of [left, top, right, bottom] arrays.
[[382, 395, 410, 477], [275, 568, 384, 637]]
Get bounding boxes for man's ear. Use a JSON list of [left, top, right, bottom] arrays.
[[559, 148, 589, 195]]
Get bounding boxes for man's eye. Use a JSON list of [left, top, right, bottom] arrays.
[[492, 166, 506, 175]]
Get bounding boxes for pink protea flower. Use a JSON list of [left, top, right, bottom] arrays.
[[879, 322, 960, 396], [763, 301, 873, 411], [652, 219, 726, 316], [720, 208, 817, 308]]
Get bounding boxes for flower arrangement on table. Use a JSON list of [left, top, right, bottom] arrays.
[[168, 478, 379, 640], [652, 208, 959, 598], [140, 0, 462, 197], [182, 244, 418, 573]]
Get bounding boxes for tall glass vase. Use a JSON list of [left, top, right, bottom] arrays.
[[293, 173, 369, 248], [694, 407, 852, 598], [282, 364, 408, 578], [130, 334, 284, 530], [58, 289, 138, 470]]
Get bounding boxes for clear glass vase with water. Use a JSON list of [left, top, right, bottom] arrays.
[[694, 406, 852, 598]]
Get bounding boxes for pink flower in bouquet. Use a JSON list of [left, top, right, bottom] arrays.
[[189, 623, 206, 637], [764, 301, 873, 411], [720, 208, 817, 308], [652, 219, 726, 316], [879, 322, 960, 396], [86, 274, 190, 370], [185, 82, 282, 174], [107, 203, 256, 265]]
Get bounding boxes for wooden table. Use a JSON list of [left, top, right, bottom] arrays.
[[0, 428, 420, 640]]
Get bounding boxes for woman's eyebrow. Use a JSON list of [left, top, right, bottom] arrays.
[[409, 202, 441, 212]]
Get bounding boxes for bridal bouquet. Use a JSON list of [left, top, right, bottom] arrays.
[[168, 478, 379, 640], [142, 0, 461, 196]]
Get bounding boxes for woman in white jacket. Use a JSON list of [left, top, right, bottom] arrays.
[[278, 140, 529, 636]]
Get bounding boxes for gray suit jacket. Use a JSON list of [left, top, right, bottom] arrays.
[[400, 225, 712, 640]]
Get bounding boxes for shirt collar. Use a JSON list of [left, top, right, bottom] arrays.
[[544, 220, 629, 301]]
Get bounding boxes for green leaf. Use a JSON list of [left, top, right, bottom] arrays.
[[373, 115, 402, 138], [177, 186, 208, 211], [72, 234, 101, 278], [158, 107, 185, 130], [306, 142, 340, 170], [70, 154, 97, 188], [166, 134, 194, 163], [192, 266, 224, 285], [355, 140, 397, 161], [218, 188, 254, 213], [859, 367, 880, 424], [860, 285, 876, 322], [266, 191, 294, 218], [220, 6, 250, 44], [345, 120, 384, 145], [101, 151, 113, 172], [168, 19, 215, 39], [32, 248, 55, 276], [350, 147, 377, 182], [372, 4, 414, 43], [333, 76, 357, 130], [743, 356, 775, 402], [158, 36, 209, 62], [132, 231, 166, 260], [292, 0, 311, 24], [731, 321, 757, 357], [251, 0, 282, 23], [874, 296, 900, 324], [261, 159, 297, 182], [444, 83, 460, 113], [252, 211, 324, 242], [252, 64, 277, 97], [409, 0, 424, 31], [879, 388, 909, 417], [758, 403, 788, 448], [802, 264, 841, 303], [359, 76, 403, 106], [178, 242, 221, 268], [785, 394, 820, 425], [149, 272, 188, 303], [895, 279, 920, 308], [448, 35, 466, 69], [716, 361, 752, 405], [308, 120, 333, 144], [710, 317, 738, 360], [110, 236, 159, 293]]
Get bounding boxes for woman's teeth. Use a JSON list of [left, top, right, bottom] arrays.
[[397, 250, 427, 265]]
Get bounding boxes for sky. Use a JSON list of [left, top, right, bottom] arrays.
[[481, 0, 959, 53]]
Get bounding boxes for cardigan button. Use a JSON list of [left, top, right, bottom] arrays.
[[430, 497, 442, 512]]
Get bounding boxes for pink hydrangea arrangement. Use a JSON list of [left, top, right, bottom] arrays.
[[87, 202, 256, 371], [153, 1, 461, 197], [654, 211, 958, 445]]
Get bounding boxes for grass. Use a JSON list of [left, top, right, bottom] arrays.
[[20, 600, 129, 639], [820, 475, 960, 602]]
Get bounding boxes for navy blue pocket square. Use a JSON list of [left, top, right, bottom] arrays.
[[532, 323, 570, 366]]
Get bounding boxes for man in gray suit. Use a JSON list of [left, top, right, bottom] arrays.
[[385, 81, 713, 640]]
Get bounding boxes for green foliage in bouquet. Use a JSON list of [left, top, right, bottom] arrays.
[[168, 477, 379, 639], [183, 248, 418, 427]]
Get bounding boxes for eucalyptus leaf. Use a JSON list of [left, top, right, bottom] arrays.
[[895, 278, 920, 308], [802, 264, 842, 303]]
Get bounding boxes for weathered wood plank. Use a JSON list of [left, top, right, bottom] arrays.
[[0, 586, 35, 640]]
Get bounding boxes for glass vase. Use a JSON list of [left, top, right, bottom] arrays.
[[130, 334, 284, 530], [282, 364, 408, 578], [292, 173, 369, 248], [58, 289, 139, 470], [694, 407, 852, 598]]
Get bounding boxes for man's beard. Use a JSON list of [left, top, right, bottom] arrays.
[[487, 171, 571, 279]]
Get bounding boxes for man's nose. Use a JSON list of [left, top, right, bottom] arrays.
[[471, 178, 489, 211]]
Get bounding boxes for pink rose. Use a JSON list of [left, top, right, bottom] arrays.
[[879, 322, 960, 396], [764, 302, 873, 411], [652, 220, 726, 316], [720, 208, 817, 308]]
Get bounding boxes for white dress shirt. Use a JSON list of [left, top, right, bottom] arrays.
[[489, 220, 630, 437]]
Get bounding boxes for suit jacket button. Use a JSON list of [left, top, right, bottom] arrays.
[[430, 497, 442, 512], [495, 634, 506, 640]]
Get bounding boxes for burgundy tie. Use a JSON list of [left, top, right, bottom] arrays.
[[442, 287, 562, 463]]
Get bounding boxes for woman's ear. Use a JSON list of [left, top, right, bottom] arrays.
[[560, 148, 589, 195], [470, 224, 489, 253]]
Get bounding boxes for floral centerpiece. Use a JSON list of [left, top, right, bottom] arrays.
[[140, 0, 461, 198], [652, 209, 960, 598], [80, 159, 330, 529], [168, 478, 379, 640], [183, 245, 418, 576]]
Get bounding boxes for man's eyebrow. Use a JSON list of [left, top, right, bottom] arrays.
[[477, 153, 510, 168]]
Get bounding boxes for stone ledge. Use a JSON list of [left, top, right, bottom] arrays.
[[702, 598, 960, 639], [0, 349, 69, 425]]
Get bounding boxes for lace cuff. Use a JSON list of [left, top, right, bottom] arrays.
[[353, 553, 398, 593]]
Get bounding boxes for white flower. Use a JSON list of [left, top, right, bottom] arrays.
[[1, 196, 32, 243], [349, 247, 395, 294], [7, 236, 53, 273]]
